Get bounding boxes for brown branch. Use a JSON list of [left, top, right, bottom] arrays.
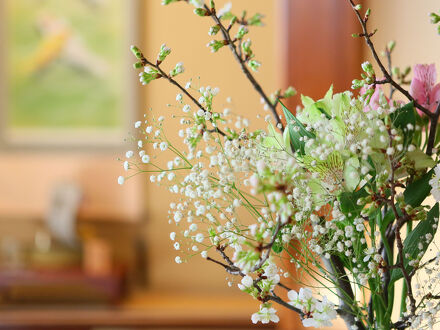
[[426, 101, 440, 155], [384, 47, 396, 99], [251, 220, 286, 272], [322, 255, 366, 330], [206, 245, 356, 325], [137, 51, 226, 137], [348, 0, 433, 118], [203, 3, 284, 130], [206, 256, 243, 275], [386, 128, 416, 316], [267, 293, 304, 316]]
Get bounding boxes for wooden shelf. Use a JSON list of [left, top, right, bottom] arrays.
[[0, 290, 276, 329]]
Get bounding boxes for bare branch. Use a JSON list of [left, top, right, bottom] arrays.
[[202, 3, 284, 130], [348, 0, 433, 118], [136, 49, 226, 136]]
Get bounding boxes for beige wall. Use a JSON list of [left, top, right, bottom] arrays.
[[0, 152, 141, 220], [366, 0, 440, 76]]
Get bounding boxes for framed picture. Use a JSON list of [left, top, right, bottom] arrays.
[[0, 0, 138, 148]]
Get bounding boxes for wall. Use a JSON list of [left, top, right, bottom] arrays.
[[0, 152, 141, 220], [366, 0, 440, 77], [365, 1, 440, 326]]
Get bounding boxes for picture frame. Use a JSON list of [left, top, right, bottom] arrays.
[[0, 0, 139, 149]]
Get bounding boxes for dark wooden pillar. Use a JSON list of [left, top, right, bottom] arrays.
[[278, 0, 363, 111], [276, 2, 363, 329]]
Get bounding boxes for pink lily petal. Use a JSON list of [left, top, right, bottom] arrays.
[[429, 83, 440, 112], [360, 84, 389, 112], [410, 64, 439, 115]]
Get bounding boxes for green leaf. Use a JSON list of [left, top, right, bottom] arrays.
[[390, 204, 439, 284], [404, 169, 434, 207], [405, 149, 436, 170], [301, 94, 315, 108], [379, 210, 395, 232], [280, 101, 315, 155], [271, 241, 283, 253], [390, 102, 416, 148], [261, 123, 284, 150], [283, 126, 292, 153], [338, 187, 368, 216]]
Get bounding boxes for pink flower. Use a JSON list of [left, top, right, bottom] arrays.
[[409, 64, 440, 115], [360, 84, 389, 111]]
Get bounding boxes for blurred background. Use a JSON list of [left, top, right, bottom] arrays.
[[0, 0, 439, 329]]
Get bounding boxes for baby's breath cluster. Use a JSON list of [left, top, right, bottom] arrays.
[[118, 1, 440, 329]]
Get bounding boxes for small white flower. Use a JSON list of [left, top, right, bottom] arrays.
[[137, 140, 143, 148], [175, 256, 182, 264], [195, 233, 204, 243], [160, 142, 168, 151], [126, 150, 134, 158], [238, 275, 253, 290], [189, 0, 203, 8], [123, 161, 129, 171], [256, 160, 266, 173], [145, 126, 153, 134], [174, 212, 183, 223], [117, 176, 125, 185], [170, 232, 176, 240], [251, 306, 279, 324], [142, 155, 150, 163], [201, 251, 208, 258], [176, 93, 183, 101], [183, 104, 191, 113], [217, 2, 232, 18], [134, 121, 142, 128], [430, 164, 440, 202]]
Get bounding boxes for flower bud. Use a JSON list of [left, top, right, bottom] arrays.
[[194, 8, 210, 16], [130, 45, 142, 59], [387, 40, 396, 52], [248, 59, 261, 72], [161, 0, 179, 5], [361, 61, 374, 75], [157, 43, 171, 63], [248, 13, 264, 26], [209, 25, 221, 36], [430, 12, 440, 24], [133, 61, 144, 69], [235, 25, 249, 39], [284, 86, 297, 98]]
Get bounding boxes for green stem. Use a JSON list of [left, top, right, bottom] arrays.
[[399, 222, 413, 317]]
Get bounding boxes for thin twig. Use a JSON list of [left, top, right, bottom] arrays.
[[426, 101, 440, 155], [137, 51, 226, 136], [251, 220, 286, 272], [384, 47, 396, 99], [202, 3, 284, 130], [348, 0, 433, 118]]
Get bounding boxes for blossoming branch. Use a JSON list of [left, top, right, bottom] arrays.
[[118, 1, 440, 329]]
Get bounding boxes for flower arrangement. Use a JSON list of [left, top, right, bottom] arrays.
[[119, 1, 440, 329]]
